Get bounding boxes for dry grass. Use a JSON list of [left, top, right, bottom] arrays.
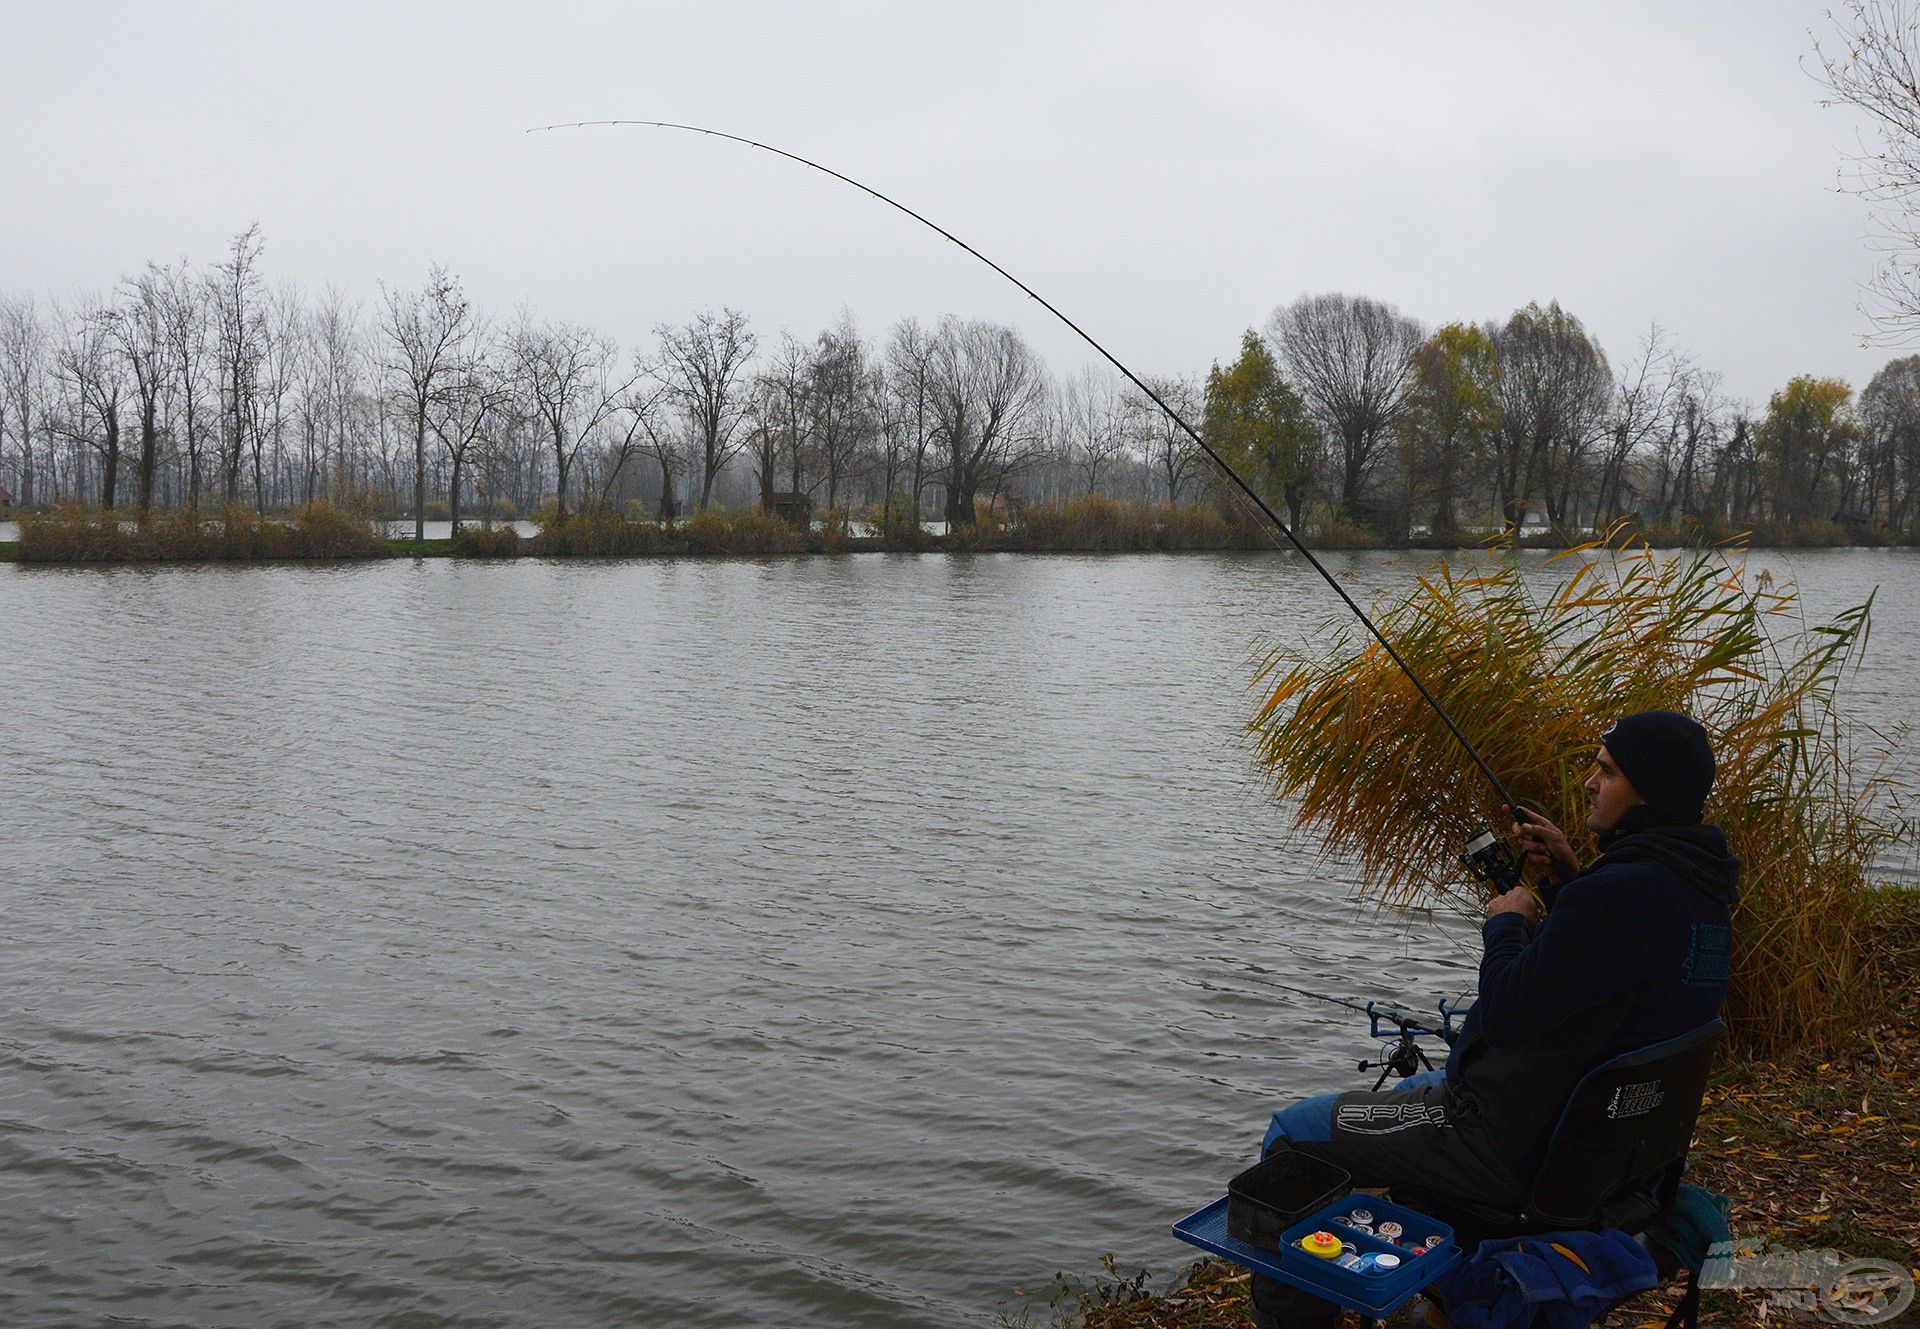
[[525, 508, 669, 556], [450, 524, 526, 557], [17, 503, 384, 562], [1007, 495, 1267, 552], [1249, 533, 1905, 1055], [681, 506, 808, 554], [510, 506, 809, 557]]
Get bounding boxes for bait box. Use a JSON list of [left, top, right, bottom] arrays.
[[1224, 1150, 1351, 1249], [1173, 1192, 1459, 1319]]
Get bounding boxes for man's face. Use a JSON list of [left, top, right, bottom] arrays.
[[1584, 743, 1644, 834]]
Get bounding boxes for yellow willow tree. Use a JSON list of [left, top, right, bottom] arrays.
[[1249, 534, 1905, 1054]]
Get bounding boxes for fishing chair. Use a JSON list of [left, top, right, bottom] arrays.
[[1395, 1018, 1725, 1327], [1412, 1018, 1724, 1239]]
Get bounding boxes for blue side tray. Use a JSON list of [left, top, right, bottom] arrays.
[[1173, 1193, 1462, 1319]]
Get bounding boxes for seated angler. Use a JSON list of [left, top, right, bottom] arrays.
[[1250, 710, 1741, 1329]]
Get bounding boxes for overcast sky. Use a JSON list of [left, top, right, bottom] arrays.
[[0, 2, 1896, 406]]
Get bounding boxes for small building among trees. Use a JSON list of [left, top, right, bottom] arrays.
[[769, 491, 813, 528]]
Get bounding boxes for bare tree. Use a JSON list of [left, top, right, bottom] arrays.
[[109, 267, 173, 516], [1126, 374, 1203, 502], [631, 391, 686, 521], [657, 308, 757, 511], [1814, 2, 1920, 337], [754, 332, 812, 510], [884, 317, 940, 526], [211, 224, 267, 505], [301, 284, 364, 503], [248, 285, 304, 512], [53, 300, 129, 507], [381, 264, 471, 538], [1592, 325, 1685, 526], [1651, 370, 1723, 524], [1267, 292, 1423, 523], [157, 262, 212, 509], [808, 311, 874, 514], [1058, 365, 1127, 494], [601, 366, 672, 509], [513, 319, 635, 519], [927, 317, 1048, 527], [0, 295, 50, 506], [429, 330, 509, 532]]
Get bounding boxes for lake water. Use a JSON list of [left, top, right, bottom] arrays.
[[1, 548, 1913, 1328]]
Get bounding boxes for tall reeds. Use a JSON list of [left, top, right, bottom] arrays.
[[17, 502, 384, 562], [1249, 535, 1905, 1054], [1004, 494, 1266, 551], [509, 506, 808, 557]]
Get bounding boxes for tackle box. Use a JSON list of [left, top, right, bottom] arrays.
[[1173, 1191, 1461, 1319]]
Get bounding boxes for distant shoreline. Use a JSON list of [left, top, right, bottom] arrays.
[[7, 533, 1920, 566], [10, 496, 1920, 564]]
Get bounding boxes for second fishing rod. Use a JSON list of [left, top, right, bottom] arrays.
[[531, 119, 1537, 898]]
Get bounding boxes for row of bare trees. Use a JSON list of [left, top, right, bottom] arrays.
[[6, 227, 1920, 539], [0, 229, 1207, 529]]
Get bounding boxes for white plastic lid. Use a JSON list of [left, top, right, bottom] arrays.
[[1373, 1253, 1402, 1270]]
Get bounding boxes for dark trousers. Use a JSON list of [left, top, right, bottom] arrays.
[[1251, 1072, 1526, 1326]]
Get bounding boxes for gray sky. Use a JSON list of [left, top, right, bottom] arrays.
[[0, 2, 1893, 405]]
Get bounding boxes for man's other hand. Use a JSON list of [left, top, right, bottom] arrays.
[[1509, 805, 1579, 885], [1485, 884, 1543, 925]]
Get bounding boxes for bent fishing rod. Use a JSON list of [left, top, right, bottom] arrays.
[[529, 119, 1532, 890]]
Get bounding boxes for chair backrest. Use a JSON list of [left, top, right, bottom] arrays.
[[1526, 1018, 1725, 1228]]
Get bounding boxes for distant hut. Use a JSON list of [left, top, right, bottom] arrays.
[[0, 484, 14, 509], [769, 491, 813, 529]]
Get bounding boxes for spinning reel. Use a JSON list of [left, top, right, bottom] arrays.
[[1459, 827, 1526, 895]]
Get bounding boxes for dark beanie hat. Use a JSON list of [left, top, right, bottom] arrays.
[[1601, 709, 1716, 823]]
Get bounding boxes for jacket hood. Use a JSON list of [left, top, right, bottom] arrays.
[[1593, 807, 1742, 904]]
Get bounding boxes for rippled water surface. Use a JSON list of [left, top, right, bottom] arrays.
[[2, 548, 1914, 1328]]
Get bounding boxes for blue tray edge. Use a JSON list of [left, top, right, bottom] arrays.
[[1171, 1196, 1461, 1319]]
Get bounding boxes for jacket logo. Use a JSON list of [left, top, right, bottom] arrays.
[[1681, 923, 1732, 988], [1607, 1080, 1665, 1119]]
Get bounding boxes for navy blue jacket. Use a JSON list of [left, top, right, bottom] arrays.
[[1444, 811, 1740, 1179]]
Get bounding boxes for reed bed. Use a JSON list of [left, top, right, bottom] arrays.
[[680, 506, 808, 554], [449, 524, 526, 557], [524, 509, 668, 556], [466, 507, 810, 558], [1006, 495, 1267, 551], [17, 502, 384, 562], [1249, 534, 1906, 1054]]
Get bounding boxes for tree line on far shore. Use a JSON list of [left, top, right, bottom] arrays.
[[4, 224, 1919, 546]]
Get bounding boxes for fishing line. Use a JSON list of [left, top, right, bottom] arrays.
[[527, 118, 1521, 814]]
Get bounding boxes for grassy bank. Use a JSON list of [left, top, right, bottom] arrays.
[[15, 502, 385, 562], [22, 496, 1920, 565]]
